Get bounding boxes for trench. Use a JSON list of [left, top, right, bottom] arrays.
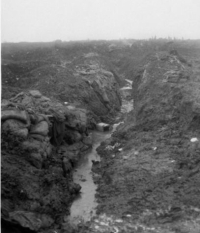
[[69, 79, 133, 224]]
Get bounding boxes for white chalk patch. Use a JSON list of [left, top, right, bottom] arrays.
[[118, 148, 123, 151], [153, 147, 157, 150], [190, 137, 198, 142], [126, 214, 132, 217], [115, 219, 123, 223]]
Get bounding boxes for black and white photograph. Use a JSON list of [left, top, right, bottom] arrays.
[[1, 0, 200, 232]]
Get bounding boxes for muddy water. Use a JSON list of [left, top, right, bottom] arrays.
[[70, 125, 120, 224], [69, 79, 133, 224]]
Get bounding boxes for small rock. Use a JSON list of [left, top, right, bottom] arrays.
[[115, 219, 123, 223], [30, 121, 49, 136], [29, 90, 42, 98], [134, 151, 139, 155], [191, 137, 198, 142], [40, 96, 51, 102]]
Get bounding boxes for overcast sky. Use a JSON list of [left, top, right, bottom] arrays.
[[1, 0, 200, 42]]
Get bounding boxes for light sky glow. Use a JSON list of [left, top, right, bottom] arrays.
[[1, 0, 200, 42]]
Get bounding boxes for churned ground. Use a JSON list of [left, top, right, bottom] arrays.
[[88, 51, 200, 233]]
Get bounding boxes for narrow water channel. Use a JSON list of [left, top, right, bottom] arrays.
[[69, 80, 133, 224], [70, 130, 112, 223]]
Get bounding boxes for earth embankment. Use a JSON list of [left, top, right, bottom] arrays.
[[92, 49, 200, 232]]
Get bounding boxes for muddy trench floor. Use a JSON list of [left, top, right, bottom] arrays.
[[81, 120, 200, 233]]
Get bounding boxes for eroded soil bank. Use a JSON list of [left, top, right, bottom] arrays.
[[88, 51, 200, 233]]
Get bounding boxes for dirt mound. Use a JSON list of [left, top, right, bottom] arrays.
[[1, 90, 94, 232]]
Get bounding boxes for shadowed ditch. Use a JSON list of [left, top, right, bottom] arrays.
[[69, 80, 133, 224]]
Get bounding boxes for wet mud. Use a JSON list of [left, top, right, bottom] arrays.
[[69, 130, 111, 223]]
